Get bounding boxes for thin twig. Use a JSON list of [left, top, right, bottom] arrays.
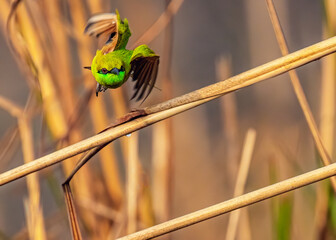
[[1, 36, 336, 185]]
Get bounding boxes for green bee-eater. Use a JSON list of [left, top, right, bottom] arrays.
[[85, 10, 160, 101]]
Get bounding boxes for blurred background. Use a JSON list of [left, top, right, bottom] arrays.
[[0, 0, 335, 239]]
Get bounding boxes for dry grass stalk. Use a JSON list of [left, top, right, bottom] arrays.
[[314, 0, 336, 237], [226, 128, 256, 240], [0, 92, 46, 239], [127, 132, 139, 234], [25, 0, 102, 235], [19, 114, 46, 240], [265, 0, 336, 191], [320, 0, 336, 161], [14, 2, 68, 139], [215, 56, 240, 186], [152, 122, 171, 223], [151, 0, 175, 225], [117, 161, 336, 239], [2, 35, 336, 185]]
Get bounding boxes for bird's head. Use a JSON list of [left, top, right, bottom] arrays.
[[91, 50, 126, 91]]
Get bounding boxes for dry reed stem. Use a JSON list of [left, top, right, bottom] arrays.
[[127, 133, 139, 234], [265, 0, 336, 191], [151, 0, 175, 225], [44, 0, 77, 118], [226, 129, 256, 240], [131, 0, 184, 48], [320, 0, 336, 160], [1, 36, 336, 185], [14, 2, 68, 139], [117, 161, 336, 240], [152, 122, 171, 222], [215, 56, 240, 185], [19, 114, 46, 240], [314, 0, 336, 237], [0, 92, 46, 239]]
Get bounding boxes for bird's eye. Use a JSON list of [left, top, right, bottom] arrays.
[[101, 68, 108, 74]]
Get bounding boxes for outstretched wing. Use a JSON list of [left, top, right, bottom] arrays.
[[130, 45, 160, 101], [84, 13, 118, 54]]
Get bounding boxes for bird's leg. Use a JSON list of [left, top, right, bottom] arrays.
[[95, 83, 108, 96], [96, 83, 101, 96]]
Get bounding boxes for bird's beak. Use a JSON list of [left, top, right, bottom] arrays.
[[111, 68, 120, 75], [83, 66, 91, 70]]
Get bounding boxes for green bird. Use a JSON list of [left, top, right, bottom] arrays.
[[84, 10, 160, 101]]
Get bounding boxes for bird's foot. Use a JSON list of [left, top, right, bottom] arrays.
[[96, 83, 108, 96]]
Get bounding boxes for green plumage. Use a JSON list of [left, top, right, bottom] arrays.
[[91, 49, 132, 88], [85, 10, 160, 100]]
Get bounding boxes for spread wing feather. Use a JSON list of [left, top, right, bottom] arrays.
[[84, 13, 118, 54], [130, 56, 160, 101], [130, 45, 160, 101]]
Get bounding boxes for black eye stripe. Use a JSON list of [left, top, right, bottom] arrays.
[[98, 67, 125, 74]]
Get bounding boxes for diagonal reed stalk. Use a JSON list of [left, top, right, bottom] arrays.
[[265, 0, 336, 192], [1, 36, 336, 185], [116, 161, 336, 240]]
